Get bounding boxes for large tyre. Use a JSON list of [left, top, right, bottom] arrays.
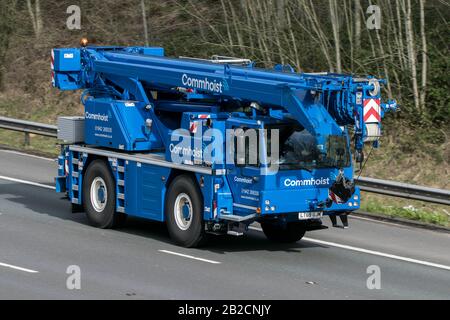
[[83, 160, 127, 229], [261, 222, 306, 243], [165, 175, 205, 247]]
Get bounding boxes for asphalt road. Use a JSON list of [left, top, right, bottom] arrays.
[[0, 149, 449, 299]]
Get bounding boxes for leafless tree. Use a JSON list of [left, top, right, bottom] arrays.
[[355, 0, 362, 49], [0, 0, 17, 91], [419, 0, 428, 111], [329, 0, 342, 73], [141, 0, 150, 46], [402, 0, 420, 112], [26, 0, 43, 37]]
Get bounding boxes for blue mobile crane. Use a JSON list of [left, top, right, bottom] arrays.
[[52, 41, 396, 247]]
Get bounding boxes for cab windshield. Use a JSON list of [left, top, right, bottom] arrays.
[[270, 125, 351, 171]]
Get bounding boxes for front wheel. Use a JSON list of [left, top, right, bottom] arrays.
[[165, 175, 205, 247], [261, 222, 306, 243]]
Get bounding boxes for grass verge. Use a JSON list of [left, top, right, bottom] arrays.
[[360, 193, 449, 228], [0, 129, 59, 157]]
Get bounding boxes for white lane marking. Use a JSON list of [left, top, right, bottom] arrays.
[[351, 215, 404, 227], [351, 214, 425, 229], [158, 250, 221, 264], [248, 226, 450, 271], [0, 149, 55, 162], [0, 262, 39, 273], [0, 175, 55, 190]]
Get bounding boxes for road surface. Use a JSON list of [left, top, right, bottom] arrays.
[[0, 149, 449, 299]]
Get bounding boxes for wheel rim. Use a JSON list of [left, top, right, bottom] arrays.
[[90, 177, 107, 213], [174, 193, 193, 231]]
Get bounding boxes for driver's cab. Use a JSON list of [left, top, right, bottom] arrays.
[[225, 119, 358, 219]]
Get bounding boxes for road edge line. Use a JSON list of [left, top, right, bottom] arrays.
[[0, 262, 39, 273], [248, 226, 450, 271], [0, 175, 55, 190], [353, 211, 450, 233]]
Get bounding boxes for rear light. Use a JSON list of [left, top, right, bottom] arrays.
[[213, 200, 217, 218]]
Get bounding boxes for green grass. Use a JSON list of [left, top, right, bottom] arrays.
[[360, 193, 449, 227], [0, 129, 59, 157]]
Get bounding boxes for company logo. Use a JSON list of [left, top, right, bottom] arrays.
[[234, 176, 253, 184], [181, 74, 225, 94], [284, 177, 330, 187], [169, 143, 203, 159], [85, 112, 109, 122]]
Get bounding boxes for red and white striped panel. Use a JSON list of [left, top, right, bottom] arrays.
[[51, 50, 55, 86], [363, 99, 381, 123]]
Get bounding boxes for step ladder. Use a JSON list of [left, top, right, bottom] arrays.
[[70, 151, 82, 205], [115, 159, 126, 213]]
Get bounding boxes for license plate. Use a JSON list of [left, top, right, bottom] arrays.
[[298, 211, 323, 220]]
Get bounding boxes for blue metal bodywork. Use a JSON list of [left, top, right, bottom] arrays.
[[83, 98, 162, 151], [53, 45, 395, 227], [124, 161, 169, 221]]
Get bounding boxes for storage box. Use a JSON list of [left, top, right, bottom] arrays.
[[57, 116, 85, 143], [52, 48, 81, 72]]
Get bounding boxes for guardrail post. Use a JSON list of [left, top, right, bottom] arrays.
[[24, 132, 30, 146]]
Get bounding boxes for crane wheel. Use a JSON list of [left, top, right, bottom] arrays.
[[165, 175, 205, 248], [83, 160, 126, 229]]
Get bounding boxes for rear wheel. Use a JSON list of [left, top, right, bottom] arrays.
[[261, 222, 306, 243], [83, 160, 127, 229], [165, 175, 205, 247]]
